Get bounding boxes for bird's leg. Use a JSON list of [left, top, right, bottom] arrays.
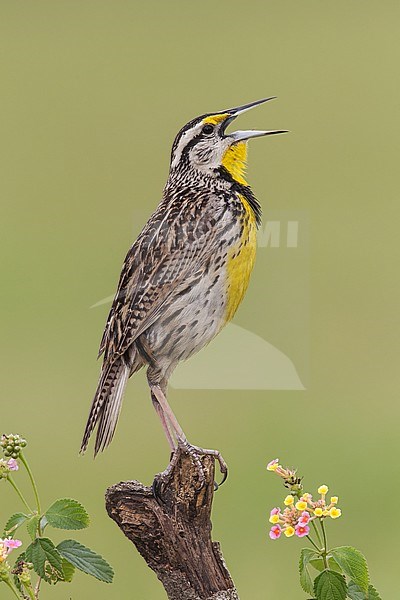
[[151, 392, 176, 452], [150, 385, 228, 489]]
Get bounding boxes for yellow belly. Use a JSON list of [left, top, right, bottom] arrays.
[[225, 196, 257, 323]]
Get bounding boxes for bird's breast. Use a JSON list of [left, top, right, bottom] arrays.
[[225, 194, 257, 323]]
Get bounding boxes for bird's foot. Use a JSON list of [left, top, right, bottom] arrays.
[[177, 439, 228, 490], [152, 449, 180, 504], [152, 441, 228, 503]]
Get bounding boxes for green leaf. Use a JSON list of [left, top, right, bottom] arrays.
[[26, 515, 40, 540], [299, 548, 318, 594], [310, 557, 342, 573], [314, 570, 347, 600], [25, 537, 64, 583], [367, 585, 382, 600], [45, 498, 89, 530], [3, 513, 28, 536], [347, 581, 382, 600], [330, 546, 369, 592], [57, 539, 114, 583], [61, 558, 75, 582], [347, 581, 366, 600]]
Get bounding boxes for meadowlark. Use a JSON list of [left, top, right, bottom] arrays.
[[81, 97, 286, 485]]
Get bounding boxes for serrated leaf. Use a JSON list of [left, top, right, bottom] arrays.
[[57, 539, 113, 583], [347, 581, 382, 600], [45, 498, 89, 530], [26, 515, 40, 540], [299, 548, 318, 594], [314, 570, 347, 600], [330, 547, 369, 592], [347, 581, 366, 600], [367, 584, 382, 600], [61, 558, 75, 582], [3, 513, 28, 536], [25, 537, 64, 583]]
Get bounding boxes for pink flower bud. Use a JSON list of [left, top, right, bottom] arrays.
[[7, 459, 19, 471]]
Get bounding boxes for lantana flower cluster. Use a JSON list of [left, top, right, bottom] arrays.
[[267, 459, 341, 540], [0, 538, 22, 564]]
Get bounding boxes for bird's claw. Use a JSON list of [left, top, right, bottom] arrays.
[[152, 448, 180, 504], [152, 442, 228, 502], [178, 439, 228, 490]]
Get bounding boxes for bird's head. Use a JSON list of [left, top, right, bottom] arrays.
[[170, 97, 287, 185]]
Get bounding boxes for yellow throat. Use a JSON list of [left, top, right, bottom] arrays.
[[221, 141, 249, 186], [221, 142, 258, 323]]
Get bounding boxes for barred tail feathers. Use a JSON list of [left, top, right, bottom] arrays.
[[80, 359, 129, 456]]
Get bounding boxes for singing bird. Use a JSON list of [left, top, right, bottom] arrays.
[[81, 98, 286, 484]]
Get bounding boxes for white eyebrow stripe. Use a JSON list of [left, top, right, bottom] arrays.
[[171, 122, 203, 168]]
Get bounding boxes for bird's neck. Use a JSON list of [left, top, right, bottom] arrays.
[[220, 141, 249, 186]]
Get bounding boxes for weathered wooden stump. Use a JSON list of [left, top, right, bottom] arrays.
[[105, 449, 239, 600]]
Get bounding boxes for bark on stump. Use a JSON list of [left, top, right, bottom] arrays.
[[105, 449, 239, 600]]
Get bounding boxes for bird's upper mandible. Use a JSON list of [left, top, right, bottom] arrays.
[[169, 97, 287, 181]]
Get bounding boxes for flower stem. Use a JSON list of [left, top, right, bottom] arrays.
[[311, 519, 323, 547], [294, 491, 323, 549], [320, 519, 329, 569], [7, 475, 33, 514], [19, 452, 41, 515], [306, 535, 321, 552], [4, 578, 22, 599], [24, 584, 36, 600]]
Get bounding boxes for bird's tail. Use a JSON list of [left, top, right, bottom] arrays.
[[80, 359, 130, 456]]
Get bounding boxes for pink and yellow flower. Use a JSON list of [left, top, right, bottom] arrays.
[[269, 513, 280, 524], [266, 460, 343, 543], [284, 495, 294, 506], [267, 459, 280, 471], [295, 524, 310, 538], [269, 525, 282, 540], [4, 538, 22, 550], [301, 492, 312, 502], [298, 511, 310, 526], [0, 537, 22, 563]]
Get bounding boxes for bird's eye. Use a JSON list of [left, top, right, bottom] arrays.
[[202, 124, 214, 135]]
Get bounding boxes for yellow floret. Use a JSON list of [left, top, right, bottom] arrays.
[[269, 514, 280, 524], [329, 507, 342, 519], [295, 501, 307, 511], [318, 485, 329, 495], [284, 526, 295, 537], [330, 496, 338, 504], [314, 508, 323, 517], [284, 495, 294, 506]]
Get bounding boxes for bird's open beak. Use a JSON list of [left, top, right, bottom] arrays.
[[222, 97, 288, 142]]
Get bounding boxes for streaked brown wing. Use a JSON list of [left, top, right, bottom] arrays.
[[99, 195, 231, 362]]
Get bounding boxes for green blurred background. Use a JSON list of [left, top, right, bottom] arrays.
[[1, 1, 399, 598]]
